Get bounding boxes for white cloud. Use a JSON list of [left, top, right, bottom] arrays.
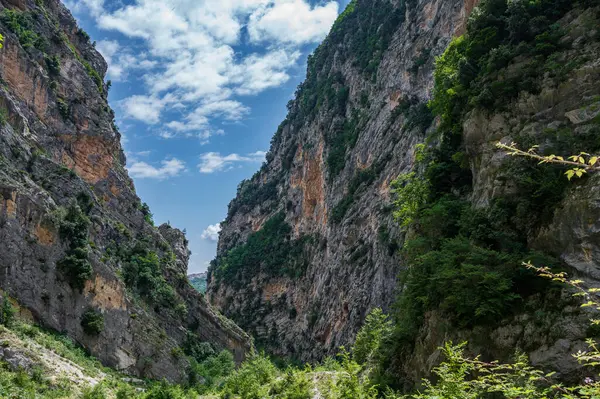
[[200, 223, 222, 241], [128, 158, 186, 179], [96, 40, 161, 81], [121, 95, 166, 124], [65, 0, 105, 17], [74, 0, 339, 144], [248, 0, 339, 44], [198, 151, 266, 174]]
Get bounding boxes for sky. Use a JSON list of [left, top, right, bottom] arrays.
[[65, 0, 351, 273]]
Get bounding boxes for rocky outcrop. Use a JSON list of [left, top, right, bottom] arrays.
[[0, 0, 250, 382]]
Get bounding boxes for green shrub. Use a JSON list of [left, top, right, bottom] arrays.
[[82, 383, 107, 399], [57, 203, 93, 289], [121, 245, 178, 308], [391, 172, 430, 227], [0, 108, 8, 127], [189, 350, 235, 392], [57, 98, 70, 120], [80, 309, 104, 336], [0, 293, 15, 327], [44, 55, 60, 77], [220, 355, 278, 398], [183, 332, 216, 363], [352, 308, 393, 365], [0, 9, 45, 51], [139, 202, 154, 225]]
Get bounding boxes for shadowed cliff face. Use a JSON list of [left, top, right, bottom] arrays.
[[0, 0, 251, 382], [209, 0, 600, 382], [209, 0, 477, 361]]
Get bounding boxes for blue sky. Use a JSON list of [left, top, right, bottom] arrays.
[[66, 0, 351, 273]]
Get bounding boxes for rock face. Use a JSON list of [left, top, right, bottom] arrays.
[[0, 0, 250, 382], [209, 0, 600, 381], [209, 0, 477, 361]]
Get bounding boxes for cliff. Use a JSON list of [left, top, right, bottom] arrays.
[[209, 0, 600, 384], [0, 0, 251, 382], [209, 0, 478, 360]]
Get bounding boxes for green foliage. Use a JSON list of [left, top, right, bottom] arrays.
[[0, 293, 15, 327], [57, 203, 93, 290], [183, 332, 216, 363], [0, 361, 72, 398], [77, 28, 90, 42], [44, 55, 60, 77], [352, 308, 392, 366], [121, 243, 178, 308], [396, 342, 558, 399], [220, 355, 278, 398], [326, 111, 363, 178], [0, 108, 8, 127], [189, 350, 235, 392], [139, 202, 154, 225], [0, 9, 46, 51], [61, 33, 104, 93], [188, 275, 206, 294], [82, 383, 107, 399], [227, 176, 278, 220], [212, 213, 312, 286], [391, 172, 430, 227], [80, 309, 104, 336], [57, 98, 70, 120]]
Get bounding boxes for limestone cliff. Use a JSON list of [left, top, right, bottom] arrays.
[[0, 0, 251, 382], [209, 0, 477, 360], [209, 0, 600, 383]]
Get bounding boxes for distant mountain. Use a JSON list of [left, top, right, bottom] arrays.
[[189, 272, 207, 294]]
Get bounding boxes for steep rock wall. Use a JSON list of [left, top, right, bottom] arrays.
[[0, 0, 251, 382], [210, 0, 600, 384], [209, 0, 476, 361]]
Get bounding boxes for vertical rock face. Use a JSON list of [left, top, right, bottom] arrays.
[[209, 0, 476, 361], [0, 0, 251, 382], [212, 0, 600, 384]]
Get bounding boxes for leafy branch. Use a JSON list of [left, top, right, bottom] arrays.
[[497, 142, 600, 180]]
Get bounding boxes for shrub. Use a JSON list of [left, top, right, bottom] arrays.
[[44, 55, 60, 77], [183, 332, 216, 363], [189, 350, 235, 392], [0, 293, 15, 327], [391, 172, 430, 227], [352, 308, 393, 365], [82, 383, 107, 399], [57, 98, 70, 120], [57, 203, 93, 289], [220, 355, 278, 398], [80, 309, 104, 336], [121, 242, 179, 309], [0, 108, 8, 127], [0, 9, 44, 50], [139, 202, 154, 225]]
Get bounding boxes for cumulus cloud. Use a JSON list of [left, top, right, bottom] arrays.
[[74, 0, 339, 143], [128, 158, 186, 179], [248, 0, 339, 44], [96, 40, 159, 81], [198, 151, 266, 174], [201, 223, 222, 241], [120, 95, 166, 124]]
